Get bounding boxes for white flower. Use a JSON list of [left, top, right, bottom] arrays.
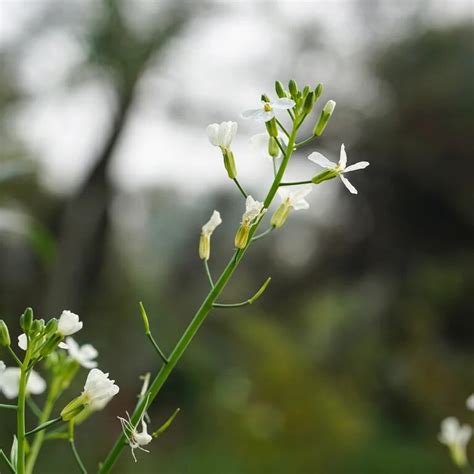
[[58, 310, 83, 337], [82, 368, 119, 410], [206, 121, 237, 149], [202, 210, 222, 236], [66, 337, 98, 369], [118, 412, 153, 462], [0, 367, 46, 399], [467, 394, 474, 411], [242, 98, 295, 122], [0, 360, 5, 372], [242, 196, 265, 223], [308, 144, 369, 195], [439, 417, 472, 467], [278, 186, 312, 211], [18, 333, 27, 351]]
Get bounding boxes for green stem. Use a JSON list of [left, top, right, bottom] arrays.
[[97, 119, 300, 474], [7, 346, 21, 367], [295, 135, 316, 148], [69, 422, 87, 474], [279, 180, 312, 186], [275, 119, 289, 138], [26, 382, 60, 474], [252, 227, 273, 242], [17, 354, 31, 474], [232, 178, 248, 198], [25, 416, 63, 437], [0, 403, 17, 410], [146, 333, 169, 364], [0, 449, 15, 474], [203, 260, 214, 288]]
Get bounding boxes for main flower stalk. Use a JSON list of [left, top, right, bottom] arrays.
[[98, 120, 300, 473]]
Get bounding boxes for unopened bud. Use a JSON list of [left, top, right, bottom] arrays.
[[199, 233, 211, 261], [302, 85, 310, 97], [275, 81, 287, 98], [313, 100, 336, 136], [20, 307, 33, 333], [303, 91, 315, 115], [270, 202, 291, 229], [265, 118, 278, 138], [268, 137, 279, 158], [288, 79, 298, 98], [39, 334, 62, 358], [44, 318, 58, 336], [222, 149, 237, 179], [234, 223, 250, 249], [261, 93, 270, 103], [30, 319, 45, 336], [0, 320, 11, 347], [314, 83, 323, 100]]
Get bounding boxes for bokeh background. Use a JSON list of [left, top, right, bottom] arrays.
[[0, 1, 473, 473]]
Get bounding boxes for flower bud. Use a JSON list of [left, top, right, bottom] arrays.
[[314, 83, 323, 100], [275, 81, 287, 98], [313, 100, 336, 136], [199, 234, 210, 261], [260, 93, 271, 102], [303, 91, 315, 115], [234, 223, 250, 249], [39, 334, 62, 358], [20, 307, 33, 334], [288, 79, 298, 98], [265, 118, 278, 138], [270, 202, 291, 229], [0, 320, 11, 347], [222, 149, 237, 179], [311, 169, 338, 184], [30, 319, 45, 336], [44, 318, 58, 336], [302, 85, 310, 97], [268, 137, 279, 158]]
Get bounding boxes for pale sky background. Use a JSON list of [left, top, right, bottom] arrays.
[[0, 0, 472, 198]]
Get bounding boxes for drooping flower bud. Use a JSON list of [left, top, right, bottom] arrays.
[[0, 320, 11, 347], [313, 100, 336, 136]]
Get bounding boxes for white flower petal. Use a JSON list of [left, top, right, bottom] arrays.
[[307, 152, 337, 169], [0, 368, 46, 399], [241, 108, 262, 120], [202, 210, 222, 236], [339, 144, 347, 169], [83, 368, 119, 409], [344, 161, 370, 173], [256, 110, 274, 122], [467, 394, 474, 411], [272, 98, 295, 110], [206, 124, 220, 146], [58, 310, 83, 336], [0, 360, 5, 372], [340, 174, 358, 194], [18, 334, 28, 351], [66, 337, 99, 369]]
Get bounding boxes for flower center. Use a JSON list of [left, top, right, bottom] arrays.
[[263, 103, 272, 112]]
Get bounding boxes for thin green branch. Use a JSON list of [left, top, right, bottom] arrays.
[[275, 138, 286, 156], [70, 439, 87, 474], [26, 397, 42, 419], [232, 178, 248, 198], [272, 157, 278, 177], [203, 260, 214, 288], [0, 403, 17, 410], [7, 346, 21, 367], [0, 449, 15, 474], [279, 180, 313, 186], [25, 416, 63, 437], [275, 119, 290, 138], [295, 135, 316, 148], [213, 277, 271, 308], [152, 408, 181, 438], [251, 227, 273, 242], [146, 333, 169, 365]]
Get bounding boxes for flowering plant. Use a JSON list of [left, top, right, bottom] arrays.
[[0, 79, 370, 473]]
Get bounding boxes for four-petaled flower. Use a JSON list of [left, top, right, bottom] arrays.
[[82, 368, 119, 410], [242, 98, 295, 122], [118, 411, 153, 463], [58, 310, 83, 337], [439, 417, 472, 467], [308, 144, 369, 194], [66, 337, 98, 369], [0, 367, 46, 399], [206, 122, 237, 150]]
